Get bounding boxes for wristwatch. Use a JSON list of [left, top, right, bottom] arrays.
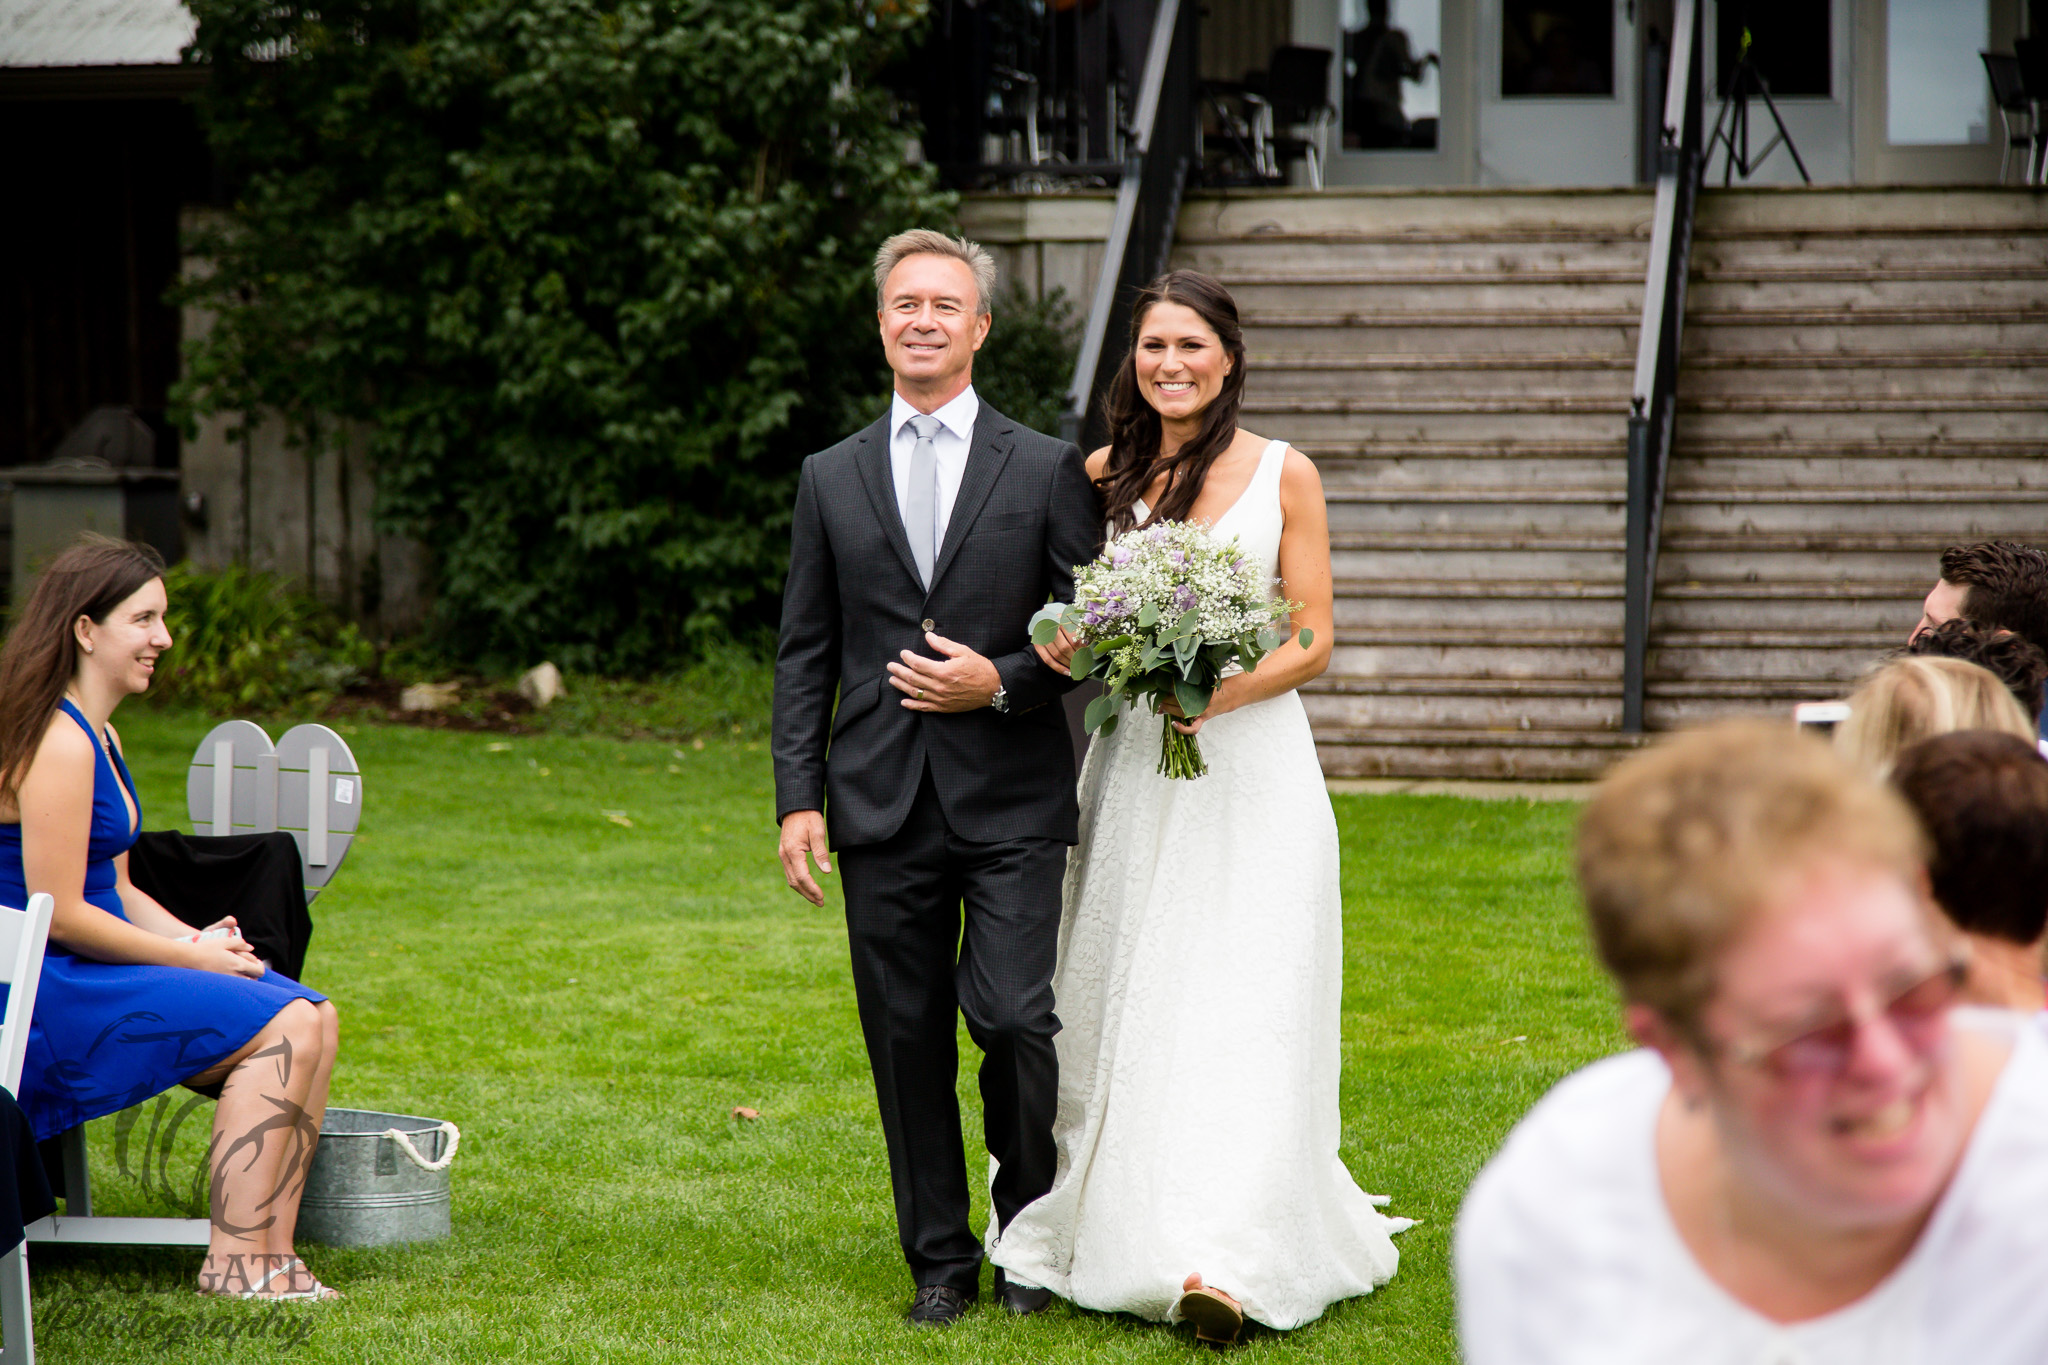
[[990, 687, 1010, 713]]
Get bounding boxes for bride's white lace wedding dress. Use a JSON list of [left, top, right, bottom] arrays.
[[989, 438, 1410, 1329]]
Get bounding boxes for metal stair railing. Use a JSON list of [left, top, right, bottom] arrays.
[[1059, 0, 1199, 450], [1623, 0, 1706, 735]]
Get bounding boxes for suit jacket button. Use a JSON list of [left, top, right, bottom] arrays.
[[921, 619, 935, 632]]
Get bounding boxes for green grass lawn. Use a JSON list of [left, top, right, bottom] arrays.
[[27, 708, 1627, 1363]]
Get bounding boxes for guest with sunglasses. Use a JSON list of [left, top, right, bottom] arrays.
[[1457, 719, 2048, 1365]]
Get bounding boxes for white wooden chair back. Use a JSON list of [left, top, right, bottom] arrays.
[[0, 895, 53, 1096], [275, 724, 364, 896], [185, 721, 363, 900], [183, 720, 276, 838]]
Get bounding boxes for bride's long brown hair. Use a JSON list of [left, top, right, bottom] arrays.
[[0, 535, 165, 804], [1096, 270, 1249, 535]]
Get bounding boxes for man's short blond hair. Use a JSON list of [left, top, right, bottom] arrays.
[[1834, 655, 2037, 778], [873, 229, 997, 316], [1577, 719, 1926, 1029]]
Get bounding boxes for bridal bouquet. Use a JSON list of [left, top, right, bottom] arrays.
[[1032, 520, 1310, 780]]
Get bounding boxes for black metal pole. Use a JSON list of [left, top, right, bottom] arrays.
[[1624, 411, 1651, 734]]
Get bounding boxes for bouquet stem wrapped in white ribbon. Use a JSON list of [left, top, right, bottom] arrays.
[[1032, 520, 1311, 780]]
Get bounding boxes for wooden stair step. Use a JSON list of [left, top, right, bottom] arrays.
[[1314, 726, 1650, 750], [1323, 487, 1624, 503], [1333, 579, 1624, 598], [1662, 486, 2048, 504], [1691, 306, 2048, 326]]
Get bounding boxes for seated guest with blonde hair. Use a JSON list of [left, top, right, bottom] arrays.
[[1458, 720, 2048, 1365], [1834, 656, 2035, 777], [1890, 730, 2048, 1012]]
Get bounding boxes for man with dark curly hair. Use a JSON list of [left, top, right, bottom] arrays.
[[1913, 541, 2048, 737], [1905, 618, 2048, 723]]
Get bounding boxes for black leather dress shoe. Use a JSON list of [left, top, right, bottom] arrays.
[[992, 1268, 1054, 1316], [906, 1284, 975, 1327]]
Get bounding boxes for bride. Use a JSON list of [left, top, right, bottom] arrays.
[[989, 269, 1409, 1343]]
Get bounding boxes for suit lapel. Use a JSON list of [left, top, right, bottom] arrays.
[[928, 405, 1015, 595], [850, 413, 923, 591]]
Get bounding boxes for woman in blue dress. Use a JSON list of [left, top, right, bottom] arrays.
[[0, 536, 342, 1301]]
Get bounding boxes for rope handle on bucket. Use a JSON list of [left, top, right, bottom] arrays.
[[382, 1121, 461, 1173]]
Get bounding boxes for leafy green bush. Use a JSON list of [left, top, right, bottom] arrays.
[[153, 562, 372, 714], [974, 285, 1080, 439], [174, 0, 947, 673]]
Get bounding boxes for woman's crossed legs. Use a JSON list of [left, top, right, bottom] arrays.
[[185, 997, 341, 1299]]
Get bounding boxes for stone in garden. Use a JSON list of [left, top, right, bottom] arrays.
[[399, 681, 460, 712], [518, 662, 565, 708]]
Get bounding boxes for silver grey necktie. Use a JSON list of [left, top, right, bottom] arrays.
[[906, 414, 940, 589]]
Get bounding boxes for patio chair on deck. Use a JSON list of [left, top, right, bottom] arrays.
[[1245, 46, 1337, 189], [1984, 52, 2041, 185], [2018, 39, 2048, 184]]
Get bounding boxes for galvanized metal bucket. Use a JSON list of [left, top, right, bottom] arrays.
[[298, 1108, 460, 1247]]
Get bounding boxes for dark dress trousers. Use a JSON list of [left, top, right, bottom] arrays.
[[773, 402, 1100, 1293]]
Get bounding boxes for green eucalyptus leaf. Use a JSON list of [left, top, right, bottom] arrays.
[[1030, 617, 1061, 647], [1083, 692, 1120, 734], [1138, 602, 1160, 628], [1297, 627, 1315, 650], [1069, 645, 1097, 680], [1173, 679, 1213, 718]]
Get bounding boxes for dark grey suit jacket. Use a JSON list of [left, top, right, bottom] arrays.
[[772, 403, 1102, 848]]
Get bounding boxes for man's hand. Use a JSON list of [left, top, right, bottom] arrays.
[[1033, 626, 1079, 674], [779, 810, 833, 906], [889, 633, 1001, 713]]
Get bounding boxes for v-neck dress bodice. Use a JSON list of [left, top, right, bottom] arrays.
[[0, 701, 325, 1140]]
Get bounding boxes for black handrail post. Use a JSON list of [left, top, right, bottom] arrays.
[[1060, 0, 1198, 451], [1622, 0, 1704, 736], [1624, 410, 1652, 733]]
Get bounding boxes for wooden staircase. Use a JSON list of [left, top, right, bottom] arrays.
[[1171, 186, 2048, 780]]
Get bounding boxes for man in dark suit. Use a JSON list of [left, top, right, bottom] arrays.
[[772, 230, 1100, 1326]]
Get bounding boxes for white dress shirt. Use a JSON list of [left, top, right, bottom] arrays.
[[889, 386, 978, 559], [1456, 1010, 2048, 1365]]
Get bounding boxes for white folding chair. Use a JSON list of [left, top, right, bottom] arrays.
[[0, 893, 57, 1363], [186, 721, 363, 900]]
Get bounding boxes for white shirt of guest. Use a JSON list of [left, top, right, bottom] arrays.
[[1455, 1009, 2048, 1365], [889, 386, 978, 558]]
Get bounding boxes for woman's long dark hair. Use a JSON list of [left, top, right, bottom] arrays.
[[0, 535, 165, 804], [1096, 269, 1249, 535]]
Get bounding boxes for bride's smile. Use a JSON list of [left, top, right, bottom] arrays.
[[1134, 300, 1234, 429]]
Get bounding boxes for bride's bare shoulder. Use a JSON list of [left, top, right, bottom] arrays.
[[1085, 445, 1113, 480]]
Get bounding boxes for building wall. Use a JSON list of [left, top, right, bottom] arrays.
[[0, 97, 204, 468], [179, 212, 428, 638], [956, 192, 1117, 310]]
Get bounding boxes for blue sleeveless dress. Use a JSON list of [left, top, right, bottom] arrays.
[[0, 701, 326, 1141]]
